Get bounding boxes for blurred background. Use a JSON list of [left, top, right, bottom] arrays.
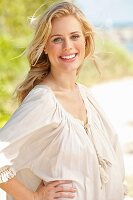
[[0, 0, 133, 199]]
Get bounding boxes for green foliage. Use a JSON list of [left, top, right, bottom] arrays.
[[0, 34, 27, 127], [0, 0, 59, 127], [0, 0, 59, 37]]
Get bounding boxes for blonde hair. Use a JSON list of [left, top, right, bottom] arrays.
[[17, 1, 95, 102]]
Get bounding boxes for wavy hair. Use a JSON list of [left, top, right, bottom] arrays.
[[16, 1, 95, 103]]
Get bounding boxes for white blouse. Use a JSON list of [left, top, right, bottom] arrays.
[[0, 83, 125, 200]]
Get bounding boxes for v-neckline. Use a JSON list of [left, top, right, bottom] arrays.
[[35, 83, 90, 127]]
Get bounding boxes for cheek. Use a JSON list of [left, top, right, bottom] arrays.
[[47, 43, 61, 54], [47, 44, 62, 64], [78, 42, 86, 56], [77, 38, 85, 49]]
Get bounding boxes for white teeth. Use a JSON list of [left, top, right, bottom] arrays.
[[61, 54, 76, 59]]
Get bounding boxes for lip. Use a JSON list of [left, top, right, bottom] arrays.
[[60, 53, 78, 57], [59, 53, 78, 62]]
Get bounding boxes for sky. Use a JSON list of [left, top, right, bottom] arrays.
[[75, 0, 133, 26]]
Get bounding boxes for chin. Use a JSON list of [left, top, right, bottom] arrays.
[[62, 66, 79, 74], [62, 62, 80, 69]]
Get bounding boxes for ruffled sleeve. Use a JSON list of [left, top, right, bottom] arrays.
[[0, 86, 57, 183]]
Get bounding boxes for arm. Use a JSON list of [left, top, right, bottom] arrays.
[[0, 177, 34, 200], [0, 88, 76, 199], [0, 178, 76, 200]]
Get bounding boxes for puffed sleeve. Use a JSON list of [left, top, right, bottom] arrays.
[[0, 86, 57, 183]]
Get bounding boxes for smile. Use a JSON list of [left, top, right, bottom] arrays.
[[60, 53, 77, 60]]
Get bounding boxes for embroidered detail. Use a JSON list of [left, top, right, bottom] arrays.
[[0, 166, 16, 183]]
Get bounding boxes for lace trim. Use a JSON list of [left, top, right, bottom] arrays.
[[0, 166, 16, 183]]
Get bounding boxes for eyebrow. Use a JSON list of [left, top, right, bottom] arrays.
[[50, 31, 81, 38]]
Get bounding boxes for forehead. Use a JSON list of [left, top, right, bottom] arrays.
[[50, 15, 83, 34]]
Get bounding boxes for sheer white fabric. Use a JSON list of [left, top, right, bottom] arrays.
[[0, 84, 125, 200]]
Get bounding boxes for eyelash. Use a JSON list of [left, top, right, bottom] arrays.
[[71, 34, 80, 40], [53, 37, 63, 43], [52, 34, 80, 43]]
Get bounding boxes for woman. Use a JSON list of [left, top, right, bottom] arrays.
[[0, 1, 126, 200]]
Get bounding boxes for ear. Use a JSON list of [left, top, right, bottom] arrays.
[[44, 47, 48, 54], [85, 39, 87, 46]]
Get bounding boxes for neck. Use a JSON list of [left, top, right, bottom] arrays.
[[46, 70, 78, 91]]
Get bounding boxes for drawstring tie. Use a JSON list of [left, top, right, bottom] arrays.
[[97, 153, 112, 188], [84, 124, 112, 189]]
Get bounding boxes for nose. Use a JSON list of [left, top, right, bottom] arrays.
[[63, 38, 73, 51]]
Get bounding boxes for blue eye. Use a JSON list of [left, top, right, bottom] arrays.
[[52, 37, 63, 43], [71, 34, 80, 40]]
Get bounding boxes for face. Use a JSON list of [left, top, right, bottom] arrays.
[[45, 15, 86, 74]]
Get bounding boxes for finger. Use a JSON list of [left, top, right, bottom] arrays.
[[49, 180, 73, 187], [55, 186, 76, 193], [55, 192, 75, 198]]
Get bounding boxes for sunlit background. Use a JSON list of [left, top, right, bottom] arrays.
[[0, 0, 133, 199]]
